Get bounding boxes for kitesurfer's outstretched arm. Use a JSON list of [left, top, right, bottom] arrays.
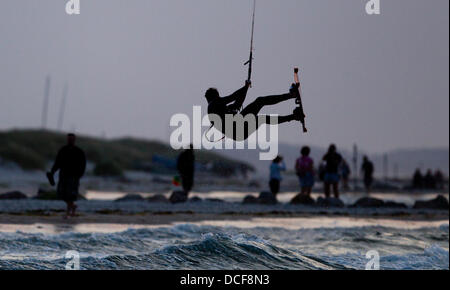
[[221, 81, 251, 111]]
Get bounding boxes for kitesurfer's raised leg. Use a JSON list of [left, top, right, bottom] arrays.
[[240, 86, 297, 116]]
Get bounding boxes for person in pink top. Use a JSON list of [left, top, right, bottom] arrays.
[[295, 146, 315, 197]]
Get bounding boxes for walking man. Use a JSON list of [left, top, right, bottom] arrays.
[[47, 133, 86, 218]]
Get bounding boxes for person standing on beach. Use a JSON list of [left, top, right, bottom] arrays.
[[322, 144, 342, 198], [47, 133, 86, 218], [176, 144, 195, 195], [295, 146, 315, 197], [361, 156, 374, 194], [423, 169, 436, 189], [412, 169, 424, 189], [434, 170, 445, 190], [269, 156, 286, 196]]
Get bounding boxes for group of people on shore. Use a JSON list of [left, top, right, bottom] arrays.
[[268, 144, 375, 199], [45, 134, 445, 219], [412, 168, 445, 190]]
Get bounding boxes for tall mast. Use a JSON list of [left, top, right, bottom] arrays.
[[57, 83, 68, 131], [353, 144, 358, 190]]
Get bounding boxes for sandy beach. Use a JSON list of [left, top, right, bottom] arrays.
[[0, 195, 448, 233], [0, 212, 448, 234]]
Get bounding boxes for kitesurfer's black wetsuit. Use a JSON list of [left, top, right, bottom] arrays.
[[207, 84, 297, 141]]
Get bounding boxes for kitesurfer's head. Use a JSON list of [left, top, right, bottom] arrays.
[[205, 88, 220, 103]]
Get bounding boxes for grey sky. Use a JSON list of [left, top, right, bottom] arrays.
[[0, 0, 448, 153]]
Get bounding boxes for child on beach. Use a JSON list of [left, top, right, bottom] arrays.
[[269, 156, 286, 196], [295, 146, 315, 196]]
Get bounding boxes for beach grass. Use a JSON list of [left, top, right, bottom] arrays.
[[0, 129, 253, 175]]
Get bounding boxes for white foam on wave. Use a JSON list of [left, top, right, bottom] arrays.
[[381, 244, 449, 270]]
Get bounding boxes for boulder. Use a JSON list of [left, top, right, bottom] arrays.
[[383, 201, 408, 209], [34, 188, 58, 200], [188, 196, 203, 203], [115, 194, 145, 202], [413, 195, 449, 210], [242, 195, 259, 204], [353, 197, 385, 208], [0, 191, 28, 200], [317, 197, 345, 208], [169, 191, 188, 204], [290, 194, 315, 205], [352, 197, 408, 209], [147, 194, 169, 203], [258, 191, 277, 205]]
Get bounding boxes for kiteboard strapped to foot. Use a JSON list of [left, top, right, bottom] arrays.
[[293, 67, 307, 133]]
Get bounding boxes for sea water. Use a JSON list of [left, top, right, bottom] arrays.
[[0, 220, 448, 270]]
